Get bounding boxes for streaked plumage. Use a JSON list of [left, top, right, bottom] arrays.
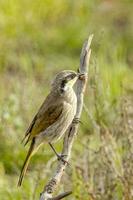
[[18, 70, 77, 186]]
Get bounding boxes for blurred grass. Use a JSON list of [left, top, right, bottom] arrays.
[[0, 0, 133, 199]]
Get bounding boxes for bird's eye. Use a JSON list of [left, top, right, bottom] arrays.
[[70, 73, 77, 79], [66, 73, 77, 81]]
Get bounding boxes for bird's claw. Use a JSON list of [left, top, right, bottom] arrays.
[[57, 154, 69, 165], [73, 117, 80, 124]]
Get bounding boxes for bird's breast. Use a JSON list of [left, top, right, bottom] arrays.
[[41, 98, 76, 143], [36, 88, 77, 144]]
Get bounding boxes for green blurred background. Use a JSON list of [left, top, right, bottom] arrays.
[[0, 0, 133, 199]]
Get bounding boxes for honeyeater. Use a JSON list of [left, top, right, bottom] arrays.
[[18, 70, 78, 186]]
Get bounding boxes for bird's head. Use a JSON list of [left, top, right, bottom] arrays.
[[51, 70, 78, 93]]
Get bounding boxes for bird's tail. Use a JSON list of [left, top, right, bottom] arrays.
[[18, 138, 35, 187]]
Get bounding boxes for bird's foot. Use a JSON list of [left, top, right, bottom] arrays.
[[73, 117, 80, 124], [49, 143, 69, 165], [57, 154, 69, 165]]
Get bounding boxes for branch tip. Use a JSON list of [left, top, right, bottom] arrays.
[[49, 191, 72, 200]]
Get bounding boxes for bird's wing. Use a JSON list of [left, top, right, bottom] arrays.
[[23, 100, 64, 144]]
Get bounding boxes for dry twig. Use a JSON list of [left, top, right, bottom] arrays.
[[39, 34, 93, 200]]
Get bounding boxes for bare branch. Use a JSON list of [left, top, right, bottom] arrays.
[[48, 191, 72, 200], [39, 34, 93, 200]]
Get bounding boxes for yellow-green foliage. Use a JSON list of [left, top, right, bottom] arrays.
[[0, 0, 133, 199]]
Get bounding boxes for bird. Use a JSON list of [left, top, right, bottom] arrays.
[[18, 70, 78, 186]]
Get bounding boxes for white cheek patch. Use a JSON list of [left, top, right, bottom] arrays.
[[63, 84, 68, 91], [60, 84, 69, 94]]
